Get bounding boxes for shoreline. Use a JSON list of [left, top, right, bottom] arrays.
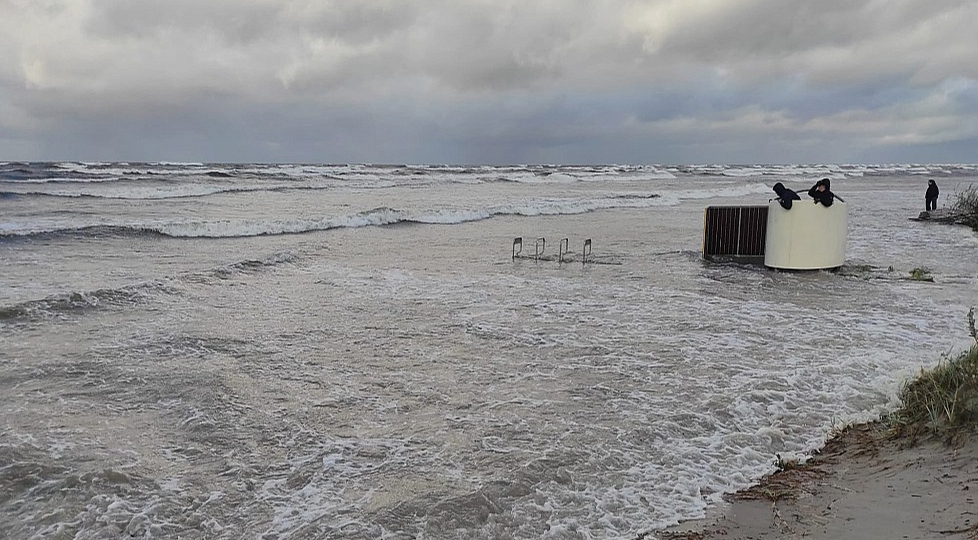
[[658, 423, 978, 539]]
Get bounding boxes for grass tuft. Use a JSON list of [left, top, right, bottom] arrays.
[[950, 185, 978, 231], [883, 309, 978, 440]]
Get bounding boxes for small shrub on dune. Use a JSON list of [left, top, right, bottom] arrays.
[[951, 185, 978, 231], [885, 309, 978, 440]]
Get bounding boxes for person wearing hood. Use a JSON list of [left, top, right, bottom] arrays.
[[925, 179, 939, 211], [772, 182, 801, 209], [808, 178, 839, 207]]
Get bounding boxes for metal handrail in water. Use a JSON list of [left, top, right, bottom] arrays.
[[558, 238, 569, 263]]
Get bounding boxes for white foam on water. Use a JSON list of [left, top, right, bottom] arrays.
[[1, 176, 126, 184], [5, 163, 978, 540], [268, 257, 965, 539], [150, 161, 206, 166], [492, 167, 677, 184], [1, 183, 284, 199], [669, 182, 773, 200], [717, 167, 759, 177], [67, 194, 677, 238]]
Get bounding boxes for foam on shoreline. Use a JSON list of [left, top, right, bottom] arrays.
[[660, 422, 978, 539]]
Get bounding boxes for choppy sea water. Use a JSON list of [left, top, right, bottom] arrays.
[[2, 162, 977, 539]]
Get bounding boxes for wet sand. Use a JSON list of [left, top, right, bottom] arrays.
[[661, 423, 978, 539]]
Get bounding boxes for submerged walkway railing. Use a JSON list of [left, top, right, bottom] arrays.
[[511, 237, 611, 265]]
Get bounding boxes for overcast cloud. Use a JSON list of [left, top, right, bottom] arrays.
[[1, 0, 976, 164]]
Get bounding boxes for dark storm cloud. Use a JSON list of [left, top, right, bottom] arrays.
[[0, 0, 976, 163]]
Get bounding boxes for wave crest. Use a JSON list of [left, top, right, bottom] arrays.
[[0, 251, 298, 322]]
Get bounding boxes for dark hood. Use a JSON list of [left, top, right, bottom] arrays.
[[773, 182, 799, 199]]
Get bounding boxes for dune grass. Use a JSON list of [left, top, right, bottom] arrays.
[[883, 308, 978, 441], [950, 185, 978, 231]]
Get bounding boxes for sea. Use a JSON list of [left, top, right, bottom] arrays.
[[2, 162, 977, 540]]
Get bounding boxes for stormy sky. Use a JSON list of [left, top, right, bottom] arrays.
[[2, 0, 976, 164]]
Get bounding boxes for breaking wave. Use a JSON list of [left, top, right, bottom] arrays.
[[1, 194, 677, 240], [0, 283, 177, 322], [0, 252, 298, 322], [0, 184, 335, 200], [0, 182, 780, 241]]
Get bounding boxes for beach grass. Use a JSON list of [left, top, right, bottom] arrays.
[[950, 185, 978, 231], [883, 308, 978, 441]]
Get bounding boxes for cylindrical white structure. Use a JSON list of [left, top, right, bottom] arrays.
[[764, 201, 848, 270]]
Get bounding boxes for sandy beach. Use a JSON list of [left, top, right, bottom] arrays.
[[661, 423, 978, 539]]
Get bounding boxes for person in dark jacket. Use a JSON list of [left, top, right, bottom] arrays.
[[808, 178, 837, 207], [772, 182, 801, 209], [925, 179, 939, 211]]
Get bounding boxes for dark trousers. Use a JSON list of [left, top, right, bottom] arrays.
[[926, 197, 937, 211]]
